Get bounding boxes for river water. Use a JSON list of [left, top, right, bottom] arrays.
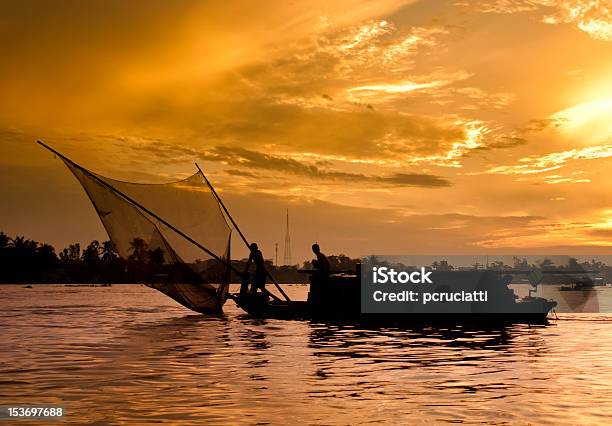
[[1, 284, 612, 425]]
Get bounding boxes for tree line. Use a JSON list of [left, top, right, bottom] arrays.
[[0, 231, 360, 284], [1, 231, 135, 283]]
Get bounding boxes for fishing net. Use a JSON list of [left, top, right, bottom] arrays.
[[63, 161, 233, 314]]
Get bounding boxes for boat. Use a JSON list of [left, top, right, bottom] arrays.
[[39, 140, 557, 324], [234, 267, 557, 324]]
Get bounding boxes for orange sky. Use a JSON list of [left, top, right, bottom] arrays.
[[1, 0, 611, 262]]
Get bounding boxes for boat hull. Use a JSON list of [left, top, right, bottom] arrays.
[[233, 295, 555, 324], [233, 270, 556, 324]]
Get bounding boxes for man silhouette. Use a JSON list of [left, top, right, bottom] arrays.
[[311, 243, 330, 277], [243, 242, 267, 295]]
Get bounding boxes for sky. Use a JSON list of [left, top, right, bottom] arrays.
[[1, 0, 611, 263]]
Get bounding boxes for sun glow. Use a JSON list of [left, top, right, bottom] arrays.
[[552, 98, 612, 145]]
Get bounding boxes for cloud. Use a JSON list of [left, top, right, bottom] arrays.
[[167, 99, 483, 167], [453, 87, 516, 109], [348, 81, 441, 93], [541, 0, 612, 41], [485, 144, 612, 175], [206, 146, 452, 187], [379, 173, 451, 186], [0, 2, 520, 172], [459, 0, 612, 41], [588, 228, 612, 238], [474, 135, 528, 151], [225, 169, 259, 178], [474, 213, 612, 249], [0, 0, 413, 127], [522, 117, 568, 132], [483, 99, 612, 177], [124, 102, 492, 169], [542, 174, 591, 184], [454, 0, 540, 14], [130, 142, 452, 187], [323, 21, 448, 77]]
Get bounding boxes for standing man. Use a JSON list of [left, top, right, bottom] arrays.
[[243, 242, 267, 295], [311, 243, 330, 277]]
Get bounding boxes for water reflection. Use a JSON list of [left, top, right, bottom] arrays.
[[1, 285, 612, 425], [308, 322, 517, 353]]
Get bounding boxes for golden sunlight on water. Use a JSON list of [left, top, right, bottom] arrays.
[[1, 285, 612, 425]]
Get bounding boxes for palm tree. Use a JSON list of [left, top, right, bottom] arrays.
[[37, 243, 56, 260], [0, 232, 9, 249], [36, 243, 58, 273], [60, 243, 81, 263], [9, 236, 38, 281], [11, 236, 38, 257], [147, 247, 165, 266], [99, 240, 124, 283], [128, 238, 149, 263], [82, 240, 101, 264], [101, 240, 119, 262]]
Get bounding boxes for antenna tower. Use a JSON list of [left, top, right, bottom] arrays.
[[283, 209, 292, 265]]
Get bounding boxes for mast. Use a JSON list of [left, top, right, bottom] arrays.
[[37, 140, 245, 279], [194, 162, 292, 303]]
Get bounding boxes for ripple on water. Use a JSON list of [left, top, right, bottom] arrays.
[[1, 285, 612, 425]]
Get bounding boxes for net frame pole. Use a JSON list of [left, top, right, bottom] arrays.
[[195, 162, 292, 303], [37, 140, 249, 281]]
